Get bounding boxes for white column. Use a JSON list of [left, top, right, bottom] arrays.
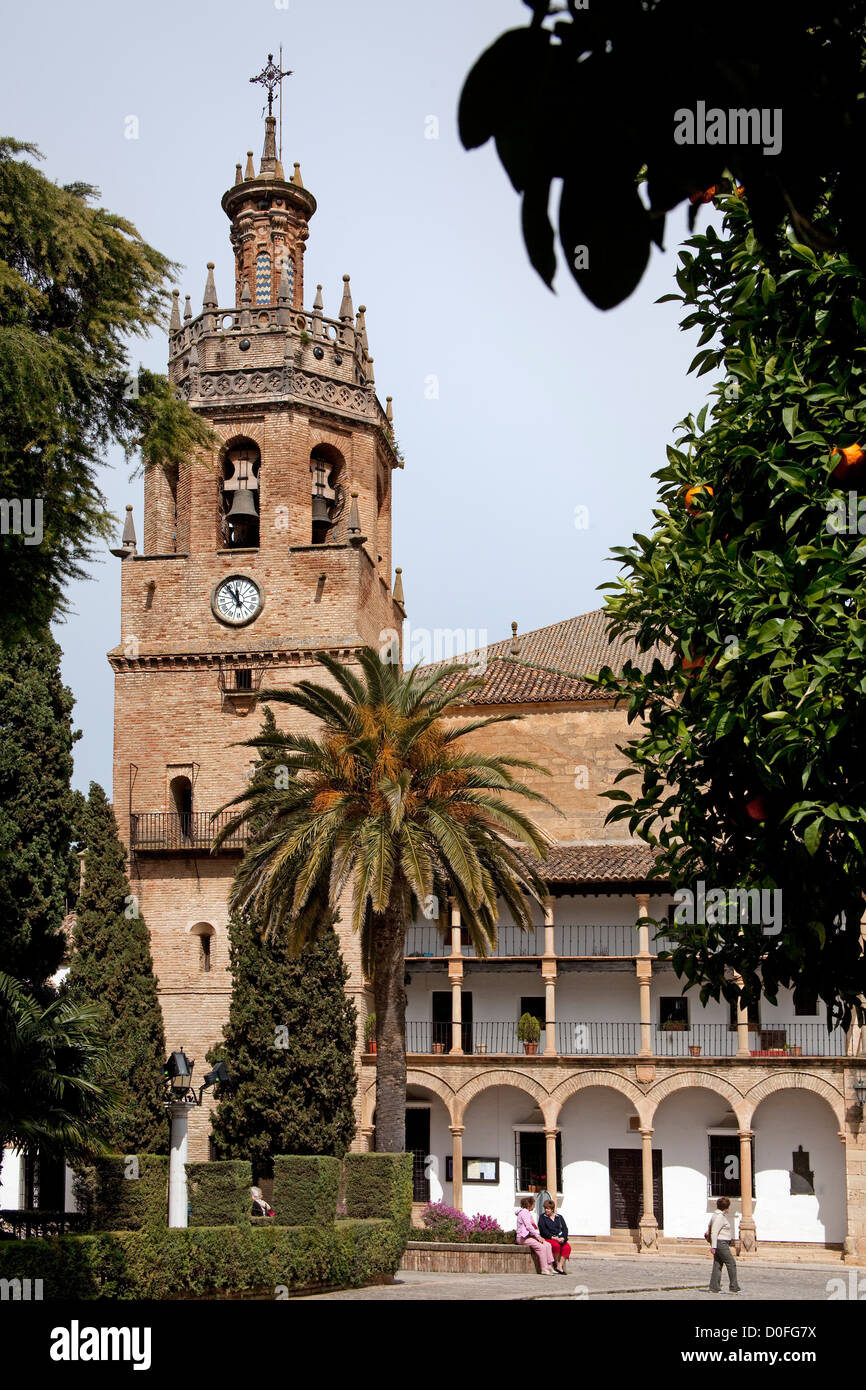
[[449, 899, 464, 1054], [635, 893, 653, 1056], [167, 1103, 190, 1228]]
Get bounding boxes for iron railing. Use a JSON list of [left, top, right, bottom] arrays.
[[556, 1021, 641, 1056], [0, 1209, 87, 1239], [404, 1019, 848, 1058], [129, 812, 247, 853], [404, 922, 680, 959]]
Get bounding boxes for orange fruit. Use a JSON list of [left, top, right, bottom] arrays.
[[685, 484, 714, 516], [689, 186, 717, 206], [831, 444, 865, 482]]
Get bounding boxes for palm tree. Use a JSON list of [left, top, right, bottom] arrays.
[[215, 648, 554, 1152], [0, 971, 119, 1160]]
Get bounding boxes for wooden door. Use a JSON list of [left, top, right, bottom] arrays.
[[609, 1148, 663, 1229]]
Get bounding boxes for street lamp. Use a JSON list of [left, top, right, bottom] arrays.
[[163, 1051, 230, 1227], [854, 1075, 866, 1116]]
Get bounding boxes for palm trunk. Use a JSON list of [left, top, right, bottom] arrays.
[[371, 896, 408, 1152]]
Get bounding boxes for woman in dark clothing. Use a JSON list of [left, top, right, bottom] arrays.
[[538, 1199, 571, 1274]]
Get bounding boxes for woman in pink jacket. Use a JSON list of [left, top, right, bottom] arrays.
[[516, 1197, 555, 1274]]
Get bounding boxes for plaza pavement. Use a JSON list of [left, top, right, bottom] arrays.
[[297, 1255, 852, 1301]]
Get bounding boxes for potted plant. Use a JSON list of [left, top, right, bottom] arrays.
[[475, 1042, 488, 1055], [518, 1012, 541, 1055], [787, 1043, 802, 1057], [688, 1044, 701, 1057], [432, 1041, 445, 1054], [364, 1013, 376, 1054]]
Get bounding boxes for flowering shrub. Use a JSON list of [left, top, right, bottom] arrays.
[[419, 1203, 510, 1242]]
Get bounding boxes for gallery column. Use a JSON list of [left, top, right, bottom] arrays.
[[450, 1125, 464, 1212], [638, 1127, 659, 1252], [545, 1128, 559, 1199], [543, 897, 557, 1057], [635, 893, 653, 1057], [449, 900, 464, 1055], [738, 1130, 757, 1256]]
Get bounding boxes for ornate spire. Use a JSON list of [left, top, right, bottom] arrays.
[[355, 304, 369, 356], [291, 162, 304, 187], [385, 396, 394, 428], [347, 491, 366, 546], [339, 273, 354, 321], [260, 115, 278, 176], [234, 162, 243, 185], [393, 567, 405, 607], [183, 295, 192, 323], [110, 504, 137, 558], [169, 289, 181, 333], [203, 262, 218, 309], [510, 621, 520, 656], [312, 283, 323, 338], [244, 150, 256, 180]]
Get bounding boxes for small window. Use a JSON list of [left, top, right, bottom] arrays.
[[790, 1146, 814, 1195], [520, 997, 547, 1028], [729, 998, 761, 1031], [200, 933, 212, 973], [793, 991, 818, 1017], [514, 1132, 561, 1193], [234, 668, 252, 691], [659, 997, 689, 1029], [709, 1135, 754, 1199]]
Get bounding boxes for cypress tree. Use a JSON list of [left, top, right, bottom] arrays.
[[0, 631, 77, 996], [66, 783, 167, 1152], [207, 706, 357, 1176]]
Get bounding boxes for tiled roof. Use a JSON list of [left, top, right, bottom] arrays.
[[423, 609, 662, 707], [539, 843, 665, 885], [444, 658, 605, 706]]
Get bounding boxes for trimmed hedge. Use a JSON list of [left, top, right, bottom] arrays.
[[344, 1152, 412, 1236], [272, 1155, 340, 1226], [75, 1155, 168, 1232], [0, 1221, 405, 1299], [187, 1160, 251, 1227], [0, 1153, 414, 1299]]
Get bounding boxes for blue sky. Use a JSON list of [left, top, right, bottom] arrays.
[[4, 0, 714, 793]]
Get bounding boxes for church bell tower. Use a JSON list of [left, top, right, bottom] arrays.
[[110, 64, 405, 1159]]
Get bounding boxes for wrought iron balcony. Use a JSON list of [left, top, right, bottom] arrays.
[[404, 922, 681, 960], [129, 812, 248, 854], [403, 1019, 847, 1059]]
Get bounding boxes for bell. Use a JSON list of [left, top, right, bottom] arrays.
[[311, 493, 332, 526], [226, 487, 259, 521]]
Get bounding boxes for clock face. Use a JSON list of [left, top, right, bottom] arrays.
[[212, 575, 263, 626]]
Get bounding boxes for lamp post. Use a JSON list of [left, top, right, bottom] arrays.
[[854, 1075, 866, 1117], [163, 1052, 230, 1228]]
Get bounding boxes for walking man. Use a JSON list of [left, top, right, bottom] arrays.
[[708, 1196, 741, 1293]]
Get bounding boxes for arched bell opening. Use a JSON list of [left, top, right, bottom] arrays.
[[220, 440, 261, 549], [310, 444, 345, 544]]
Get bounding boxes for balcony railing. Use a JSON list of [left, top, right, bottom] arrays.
[[404, 922, 681, 960], [129, 812, 247, 853], [556, 1021, 641, 1056], [404, 1020, 847, 1058]]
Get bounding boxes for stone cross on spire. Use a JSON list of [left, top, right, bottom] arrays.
[[249, 52, 292, 117]]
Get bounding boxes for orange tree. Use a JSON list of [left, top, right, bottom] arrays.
[[215, 650, 551, 1153], [595, 185, 866, 1025], [459, 1, 866, 309]]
